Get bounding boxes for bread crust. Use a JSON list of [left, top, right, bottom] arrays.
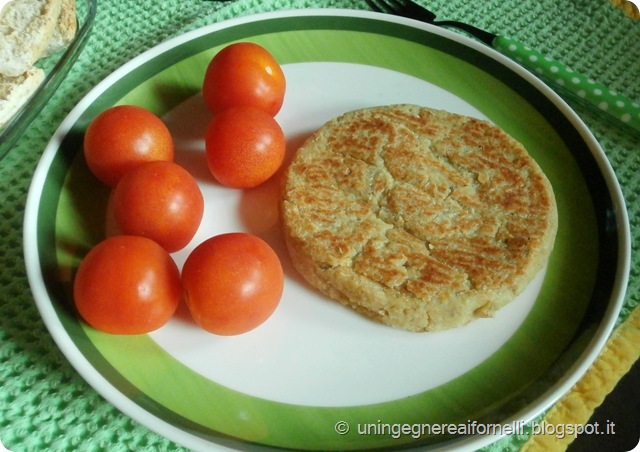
[[41, 0, 77, 57], [0, 0, 64, 76], [281, 105, 558, 332], [0, 66, 45, 127], [0, 0, 76, 128]]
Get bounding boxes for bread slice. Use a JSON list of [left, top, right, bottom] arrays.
[[0, 66, 45, 128], [0, 0, 64, 76], [41, 0, 77, 57], [281, 105, 558, 332]]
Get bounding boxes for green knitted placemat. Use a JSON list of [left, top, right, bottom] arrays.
[[1, 0, 638, 450]]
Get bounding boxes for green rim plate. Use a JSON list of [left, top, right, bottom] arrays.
[[24, 9, 630, 451]]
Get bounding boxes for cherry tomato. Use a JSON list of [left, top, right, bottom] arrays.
[[202, 42, 286, 117], [205, 106, 285, 188], [111, 161, 204, 253], [181, 233, 284, 336], [84, 105, 174, 186], [73, 235, 181, 335]]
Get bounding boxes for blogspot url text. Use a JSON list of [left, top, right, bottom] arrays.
[[334, 420, 616, 440]]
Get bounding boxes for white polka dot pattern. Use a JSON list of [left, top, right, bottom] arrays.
[[494, 36, 640, 134]]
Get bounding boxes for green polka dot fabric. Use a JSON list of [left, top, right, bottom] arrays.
[[494, 35, 640, 132], [1, 0, 638, 450]]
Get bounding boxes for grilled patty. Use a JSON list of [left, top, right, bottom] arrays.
[[281, 104, 558, 332]]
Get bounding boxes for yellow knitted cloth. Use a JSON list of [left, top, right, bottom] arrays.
[[610, 0, 640, 19], [523, 306, 640, 450]]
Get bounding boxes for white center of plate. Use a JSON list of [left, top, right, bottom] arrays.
[[150, 62, 540, 407]]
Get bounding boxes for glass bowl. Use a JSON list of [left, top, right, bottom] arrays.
[[0, 0, 97, 161]]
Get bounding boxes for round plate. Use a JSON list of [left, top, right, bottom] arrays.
[[24, 9, 630, 451]]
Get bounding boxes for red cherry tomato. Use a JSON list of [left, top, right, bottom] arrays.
[[202, 42, 286, 117], [73, 235, 181, 335], [205, 106, 285, 188], [181, 233, 284, 336], [84, 105, 174, 186], [110, 161, 204, 253]]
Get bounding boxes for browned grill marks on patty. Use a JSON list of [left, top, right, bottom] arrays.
[[281, 105, 558, 332]]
